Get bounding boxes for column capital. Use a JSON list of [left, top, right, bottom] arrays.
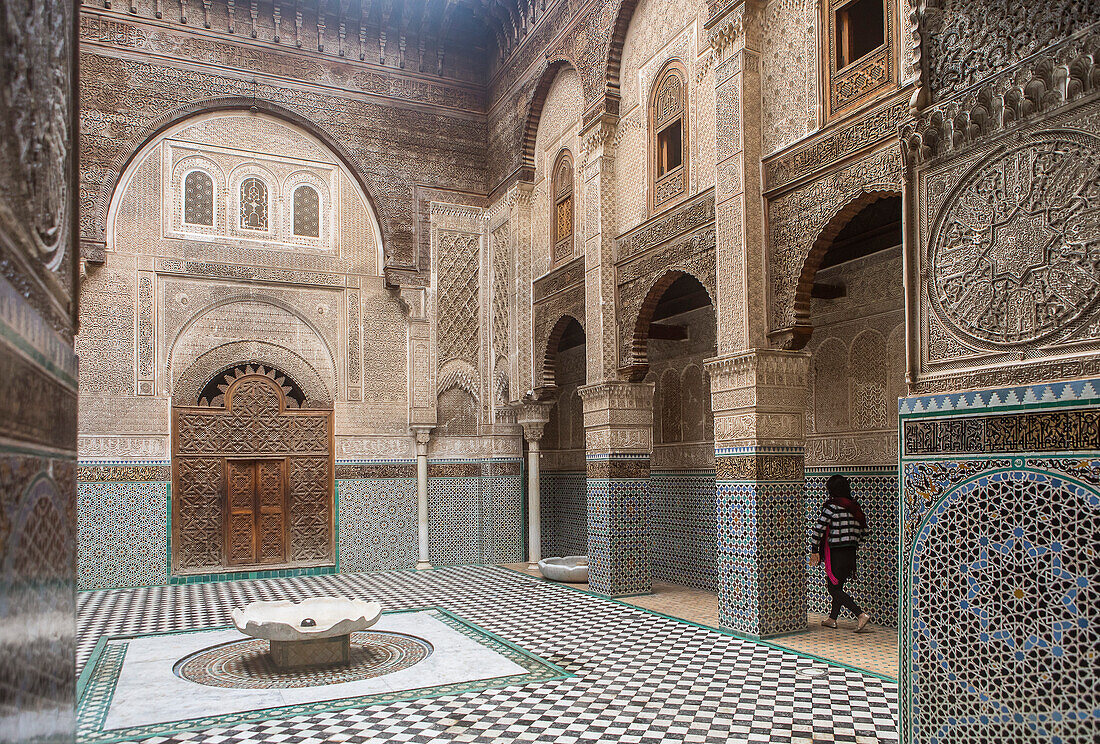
[[706, 349, 809, 449], [513, 400, 553, 443], [410, 425, 434, 454], [579, 381, 654, 458]]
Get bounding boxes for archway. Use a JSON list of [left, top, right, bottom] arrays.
[[539, 316, 587, 559], [640, 272, 717, 591], [802, 194, 904, 628]]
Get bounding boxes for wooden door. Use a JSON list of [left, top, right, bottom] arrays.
[[226, 459, 286, 566]]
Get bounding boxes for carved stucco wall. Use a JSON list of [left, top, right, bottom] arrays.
[[77, 112, 410, 461], [767, 145, 904, 336], [649, 304, 717, 470], [805, 247, 905, 467], [614, 0, 713, 237], [760, 0, 819, 156], [79, 5, 488, 278], [910, 100, 1100, 392], [0, 0, 79, 737], [532, 67, 585, 279]]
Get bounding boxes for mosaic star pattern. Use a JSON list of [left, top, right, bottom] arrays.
[[77, 565, 898, 744], [910, 470, 1099, 743], [176, 630, 433, 689]]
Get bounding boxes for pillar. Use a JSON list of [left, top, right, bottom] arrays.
[[412, 426, 433, 569], [579, 381, 654, 596], [707, 350, 810, 636], [516, 402, 552, 568]]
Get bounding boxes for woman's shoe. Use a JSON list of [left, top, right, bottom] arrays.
[[821, 618, 838, 629], [855, 613, 871, 632]]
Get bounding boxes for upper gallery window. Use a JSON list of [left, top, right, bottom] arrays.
[[239, 177, 269, 231], [824, 0, 895, 120], [552, 150, 574, 265], [834, 0, 885, 68], [292, 184, 320, 238], [649, 61, 688, 213], [183, 170, 214, 226]]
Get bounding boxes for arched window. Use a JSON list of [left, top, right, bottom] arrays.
[[239, 177, 269, 231], [649, 61, 688, 213], [551, 150, 574, 265], [292, 185, 320, 238], [183, 171, 214, 226]]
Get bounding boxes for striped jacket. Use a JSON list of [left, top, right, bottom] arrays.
[[808, 501, 868, 553]]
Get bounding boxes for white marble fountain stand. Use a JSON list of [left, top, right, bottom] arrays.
[[231, 597, 382, 668]]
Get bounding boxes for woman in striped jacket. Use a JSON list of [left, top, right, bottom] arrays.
[[808, 474, 871, 632]]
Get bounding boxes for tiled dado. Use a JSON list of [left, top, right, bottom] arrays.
[[336, 476, 417, 573], [540, 471, 587, 558], [428, 459, 523, 567], [805, 467, 898, 628], [899, 380, 1100, 744], [649, 471, 717, 592], [77, 462, 170, 590], [586, 456, 652, 597], [716, 450, 807, 638]]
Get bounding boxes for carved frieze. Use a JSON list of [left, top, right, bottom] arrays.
[[764, 98, 908, 193]]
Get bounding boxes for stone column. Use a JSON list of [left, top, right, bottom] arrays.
[[708, 0, 769, 353], [516, 402, 552, 569], [579, 381, 654, 596], [579, 113, 619, 384], [411, 426, 434, 569], [706, 350, 810, 636]]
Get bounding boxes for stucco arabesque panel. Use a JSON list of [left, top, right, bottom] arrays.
[[766, 146, 903, 333], [161, 277, 344, 390]]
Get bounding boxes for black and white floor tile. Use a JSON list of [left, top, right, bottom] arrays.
[[77, 565, 898, 743]]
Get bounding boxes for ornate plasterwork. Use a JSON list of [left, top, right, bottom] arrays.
[[911, 99, 1100, 389], [767, 146, 903, 335], [0, 0, 78, 334], [705, 349, 809, 448], [764, 97, 908, 193], [928, 132, 1100, 347], [919, 1, 1097, 105], [578, 381, 655, 456], [616, 197, 717, 374], [435, 230, 481, 368], [902, 30, 1100, 167], [173, 340, 333, 408]]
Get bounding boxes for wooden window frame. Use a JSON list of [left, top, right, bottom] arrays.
[[551, 149, 574, 266], [648, 59, 690, 215], [823, 0, 897, 121]]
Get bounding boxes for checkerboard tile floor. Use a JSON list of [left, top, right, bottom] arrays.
[[78, 565, 898, 743]]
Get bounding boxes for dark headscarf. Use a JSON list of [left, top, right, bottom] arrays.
[[826, 474, 866, 528]]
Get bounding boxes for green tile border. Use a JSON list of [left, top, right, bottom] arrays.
[[495, 565, 898, 683], [76, 606, 572, 744]]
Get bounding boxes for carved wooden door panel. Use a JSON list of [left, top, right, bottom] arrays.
[[256, 460, 286, 564], [225, 459, 286, 566], [226, 460, 257, 565], [172, 370, 334, 576]]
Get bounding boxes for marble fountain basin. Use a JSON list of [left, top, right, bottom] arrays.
[[538, 556, 589, 583], [231, 597, 382, 669]]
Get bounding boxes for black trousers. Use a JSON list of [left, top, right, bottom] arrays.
[[826, 546, 864, 619]]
